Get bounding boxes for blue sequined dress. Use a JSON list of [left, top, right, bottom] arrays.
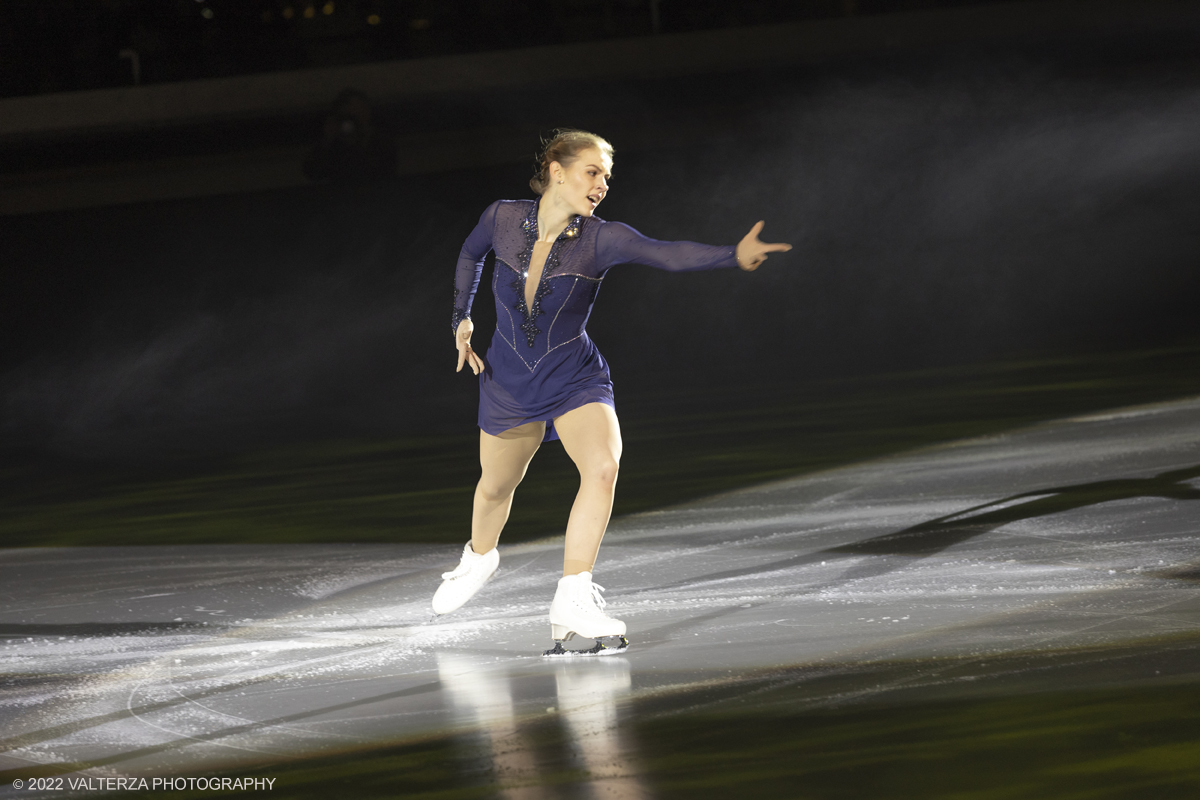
[[453, 198, 738, 440]]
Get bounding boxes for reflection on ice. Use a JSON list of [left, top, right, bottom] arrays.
[[435, 654, 647, 797], [553, 659, 648, 799], [436, 653, 547, 798]]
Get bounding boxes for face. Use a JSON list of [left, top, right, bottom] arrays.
[[551, 147, 612, 217]]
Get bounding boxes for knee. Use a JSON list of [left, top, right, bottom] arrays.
[[581, 456, 619, 488], [477, 475, 520, 503]]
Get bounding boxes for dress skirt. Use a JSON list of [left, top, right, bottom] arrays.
[[478, 332, 615, 442]]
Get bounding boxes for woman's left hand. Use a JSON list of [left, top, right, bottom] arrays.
[[736, 221, 792, 271]]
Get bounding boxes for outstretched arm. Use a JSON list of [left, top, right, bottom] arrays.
[[596, 219, 791, 272]]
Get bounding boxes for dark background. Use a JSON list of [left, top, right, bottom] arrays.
[[0, 0, 1004, 99], [2, 1, 1200, 467]]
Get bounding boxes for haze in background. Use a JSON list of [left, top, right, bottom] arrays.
[[3, 38, 1199, 460]]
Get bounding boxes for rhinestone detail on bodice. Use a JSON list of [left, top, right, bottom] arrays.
[[511, 202, 582, 348]]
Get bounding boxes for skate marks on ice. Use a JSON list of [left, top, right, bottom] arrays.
[[642, 460, 1200, 598], [605, 394, 1200, 671], [0, 547, 524, 774], [2, 396, 1200, 792], [0, 543, 647, 793]]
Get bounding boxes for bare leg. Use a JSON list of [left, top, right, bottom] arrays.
[[552, 403, 623, 576], [472, 420, 545, 555]]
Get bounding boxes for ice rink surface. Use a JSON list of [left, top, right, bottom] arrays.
[[3, 395, 1200, 795]]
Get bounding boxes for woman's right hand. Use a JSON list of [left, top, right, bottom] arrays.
[[456, 318, 484, 375]]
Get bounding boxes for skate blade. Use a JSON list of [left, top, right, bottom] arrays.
[[542, 635, 629, 658]]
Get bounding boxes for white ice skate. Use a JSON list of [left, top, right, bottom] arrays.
[[543, 572, 629, 657], [431, 542, 499, 615]]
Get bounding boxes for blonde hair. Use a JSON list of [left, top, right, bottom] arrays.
[[529, 128, 613, 195]]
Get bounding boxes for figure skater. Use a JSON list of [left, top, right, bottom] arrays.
[[433, 129, 791, 655]]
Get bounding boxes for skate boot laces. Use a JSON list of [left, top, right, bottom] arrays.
[[587, 580, 608, 611], [441, 546, 479, 580], [441, 563, 468, 580]]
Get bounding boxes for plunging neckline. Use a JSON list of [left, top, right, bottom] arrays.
[[512, 201, 584, 348], [526, 240, 553, 311]]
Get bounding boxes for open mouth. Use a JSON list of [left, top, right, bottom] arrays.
[[587, 195, 600, 206]]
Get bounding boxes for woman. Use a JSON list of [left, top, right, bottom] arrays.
[[433, 129, 791, 655]]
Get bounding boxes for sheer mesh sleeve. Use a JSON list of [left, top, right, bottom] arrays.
[[595, 220, 738, 273], [452, 201, 500, 333]]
